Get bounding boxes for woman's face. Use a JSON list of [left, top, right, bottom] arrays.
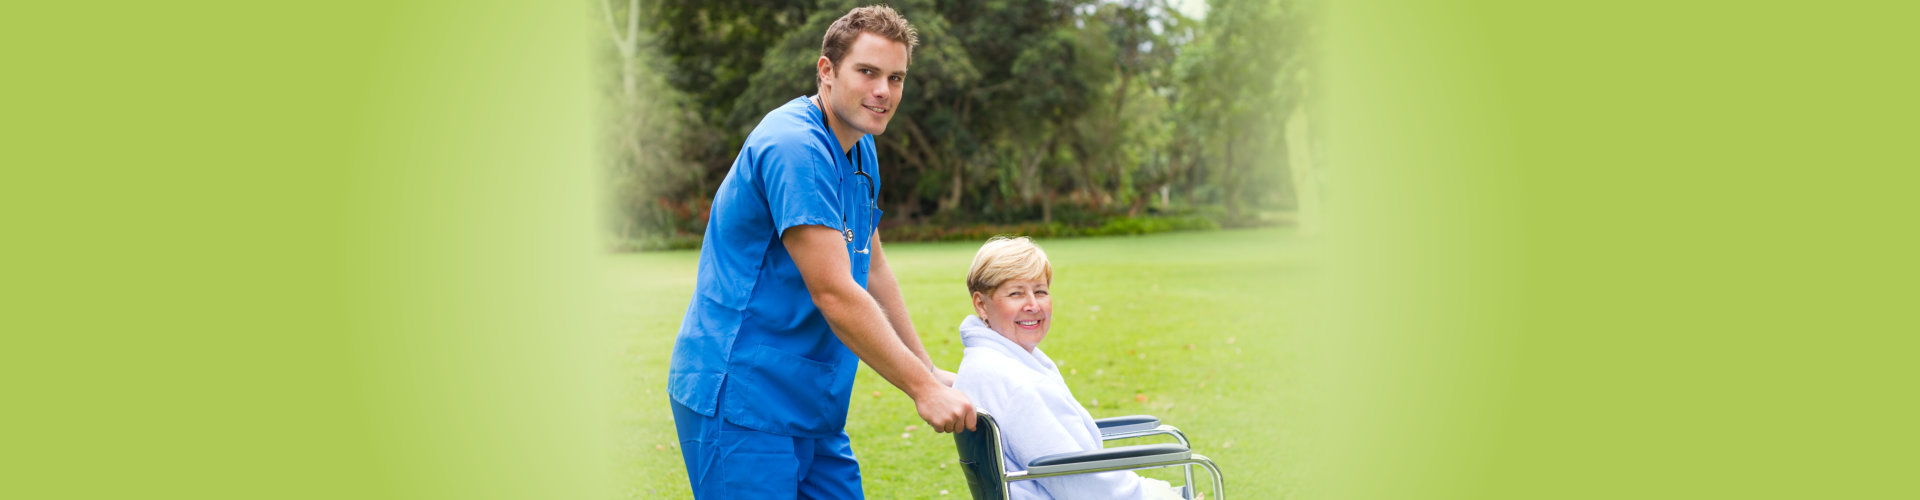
[[972, 278, 1052, 352]]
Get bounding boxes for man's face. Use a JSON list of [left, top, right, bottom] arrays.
[[821, 32, 908, 137]]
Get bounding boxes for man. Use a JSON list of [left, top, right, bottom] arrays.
[[667, 5, 975, 499]]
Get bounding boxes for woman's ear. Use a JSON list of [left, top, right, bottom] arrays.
[[970, 291, 988, 323]]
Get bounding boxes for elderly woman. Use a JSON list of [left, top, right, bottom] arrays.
[[953, 236, 1184, 500]]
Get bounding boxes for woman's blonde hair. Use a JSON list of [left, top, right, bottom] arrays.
[[966, 236, 1052, 295]]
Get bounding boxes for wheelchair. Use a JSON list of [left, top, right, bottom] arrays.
[[951, 410, 1225, 499]]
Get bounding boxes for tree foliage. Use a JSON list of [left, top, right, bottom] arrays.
[[605, 0, 1317, 245]]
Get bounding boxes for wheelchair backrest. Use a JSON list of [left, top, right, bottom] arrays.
[[952, 411, 1009, 500]]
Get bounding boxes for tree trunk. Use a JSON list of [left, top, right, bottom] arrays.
[[601, 0, 640, 97], [1042, 189, 1054, 224], [940, 164, 963, 213], [896, 116, 964, 215], [1020, 135, 1054, 205], [1068, 141, 1105, 211], [1285, 99, 1320, 236], [1224, 133, 1241, 222]]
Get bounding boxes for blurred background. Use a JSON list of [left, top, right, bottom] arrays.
[[7, 1, 1915, 499], [600, 0, 1320, 250]]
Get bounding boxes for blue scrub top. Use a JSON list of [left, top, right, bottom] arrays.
[[668, 96, 882, 438]]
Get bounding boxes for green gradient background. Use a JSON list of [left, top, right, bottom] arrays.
[[5, 1, 1914, 499], [1319, 1, 1917, 499], [5, 2, 607, 499]]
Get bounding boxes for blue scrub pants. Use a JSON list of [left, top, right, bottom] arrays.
[[672, 398, 864, 499]]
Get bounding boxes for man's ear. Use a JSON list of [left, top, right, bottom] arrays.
[[816, 56, 833, 90]]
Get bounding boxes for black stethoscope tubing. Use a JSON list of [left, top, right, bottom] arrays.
[[816, 95, 876, 255], [846, 166, 874, 255]]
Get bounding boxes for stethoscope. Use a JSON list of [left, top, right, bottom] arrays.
[[846, 166, 875, 255], [816, 95, 877, 255]]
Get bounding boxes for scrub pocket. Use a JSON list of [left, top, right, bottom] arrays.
[[723, 344, 848, 437], [713, 421, 803, 498]]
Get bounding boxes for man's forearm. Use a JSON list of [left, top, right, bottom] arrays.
[[867, 240, 938, 370], [813, 282, 940, 398], [883, 300, 936, 370]]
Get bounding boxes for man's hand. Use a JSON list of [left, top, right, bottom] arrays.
[[915, 385, 976, 433], [931, 367, 957, 387]]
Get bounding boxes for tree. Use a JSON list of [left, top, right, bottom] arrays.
[[1172, 0, 1309, 224], [649, 0, 821, 180], [608, 0, 1319, 244], [602, 0, 713, 243]]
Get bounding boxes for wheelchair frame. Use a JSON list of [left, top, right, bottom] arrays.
[[952, 410, 1225, 500]]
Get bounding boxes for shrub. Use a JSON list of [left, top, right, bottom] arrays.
[[882, 214, 1220, 243]]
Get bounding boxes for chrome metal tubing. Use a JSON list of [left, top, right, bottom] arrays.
[[1099, 425, 1195, 496], [1003, 454, 1224, 500]]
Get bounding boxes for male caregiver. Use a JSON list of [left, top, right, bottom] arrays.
[[667, 5, 974, 498]]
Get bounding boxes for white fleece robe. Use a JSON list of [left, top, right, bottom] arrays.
[[953, 315, 1180, 500]]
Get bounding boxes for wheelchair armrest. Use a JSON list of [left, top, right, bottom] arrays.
[[1094, 415, 1161, 436], [1025, 443, 1191, 475], [1097, 418, 1189, 447]]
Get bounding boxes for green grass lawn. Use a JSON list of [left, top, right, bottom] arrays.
[[616, 227, 1314, 498]]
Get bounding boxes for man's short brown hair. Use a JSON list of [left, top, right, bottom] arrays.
[[821, 5, 920, 69]]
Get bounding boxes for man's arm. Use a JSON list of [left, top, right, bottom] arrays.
[[865, 231, 957, 386], [783, 225, 975, 432]]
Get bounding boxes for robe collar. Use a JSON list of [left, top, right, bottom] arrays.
[[959, 315, 1057, 374]]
